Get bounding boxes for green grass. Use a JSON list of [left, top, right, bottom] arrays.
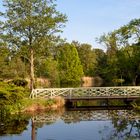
[[2, 98, 56, 114]]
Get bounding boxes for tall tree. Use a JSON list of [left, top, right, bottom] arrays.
[[73, 41, 97, 76], [57, 43, 84, 86], [117, 19, 140, 45], [94, 49, 108, 81], [118, 44, 140, 85], [97, 18, 140, 86], [115, 18, 140, 85], [0, 0, 67, 90], [0, 45, 11, 79], [97, 32, 119, 85]]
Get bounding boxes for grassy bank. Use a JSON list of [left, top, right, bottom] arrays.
[[2, 97, 65, 114], [0, 81, 65, 114]]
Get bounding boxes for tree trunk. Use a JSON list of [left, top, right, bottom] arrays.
[[30, 48, 35, 91], [31, 119, 36, 140], [132, 75, 137, 86]]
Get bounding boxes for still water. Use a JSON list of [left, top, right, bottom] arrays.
[[0, 108, 140, 140]]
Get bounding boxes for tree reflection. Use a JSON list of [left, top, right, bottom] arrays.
[[0, 113, 29, 135], [101, 111, 140, 140], [31, 119, 36, 140]]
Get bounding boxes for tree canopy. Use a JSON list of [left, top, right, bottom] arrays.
[[0, 1, 140, 88], [57, 43, 84, 86], [0, 0, 67, 90]]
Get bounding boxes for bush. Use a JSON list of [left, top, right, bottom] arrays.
[[0, 82, 29, 105], [10, 79, 28, 87]]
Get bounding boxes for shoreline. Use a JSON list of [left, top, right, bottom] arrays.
[[24, 97, 65, 113], [2, 97, 65, 115]]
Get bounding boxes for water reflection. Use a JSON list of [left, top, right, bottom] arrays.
[[0, 113, 29, 136], [33, 109, 139, 124], [100, 113, 140, 140], [0, 109, 140, 140]]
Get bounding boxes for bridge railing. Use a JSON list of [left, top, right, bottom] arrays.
[[30, 86, 140, 99]]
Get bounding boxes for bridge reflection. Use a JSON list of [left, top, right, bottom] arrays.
[[32, 109, 139, 125], [31, 108, 140, 140]]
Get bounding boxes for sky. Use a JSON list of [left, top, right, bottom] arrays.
[[56, 0, 140, 49], [0, 0, 140, 50]]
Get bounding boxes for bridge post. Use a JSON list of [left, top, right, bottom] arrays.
[[35, 90, 37, 98], [106, 98, 109, 106], [69, 89, 72, 99], [73, 101, 77, 108], [30, 89, 35, 99], [50, 90, 53, 98]]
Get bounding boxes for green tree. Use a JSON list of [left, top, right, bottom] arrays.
[[73, 41, 97, 76], [57, 43, 84, 86], [36, 57, 60, 87], [94, 49, 109, 85], [115, 18, 140, 85], [117, 44, 140, 85], [0, 45, 11, 79], [0, 0, 67, 90], [97, 18, 140, 86], [97, 32, 119, 85], [116, 18, 140, 46]]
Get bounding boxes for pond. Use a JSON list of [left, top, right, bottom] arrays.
[[0, 108, 140, 140]]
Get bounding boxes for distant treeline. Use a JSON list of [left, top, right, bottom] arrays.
[[0, 0, 140, 87]]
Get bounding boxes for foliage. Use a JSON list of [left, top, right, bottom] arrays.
[[112, 78, 125, 86], [0, 46, 13, 79], [97, 18, 140, 86], [0, 82, 29, 106], [73, 41, 97, 76], [0, 97, 60, 114], [0, 81, 61, 114], [94, 49, 109, 85], [10, 78, 28, 87], [0, 4, 140, 88], [57, 43, 84, 86], [36, 57, 60, 87], [12, 98, 55, 113], [0, 0, 67, 90], [0, 113, 30, 135]]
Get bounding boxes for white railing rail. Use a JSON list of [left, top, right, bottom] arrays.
[[30, 86, 140, 99]]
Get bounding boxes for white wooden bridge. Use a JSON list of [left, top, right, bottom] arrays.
[[30, 86, 140, 100]]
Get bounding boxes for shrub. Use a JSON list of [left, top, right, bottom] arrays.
[[0, 82, 29, 105], [10, 79, 28, 87]]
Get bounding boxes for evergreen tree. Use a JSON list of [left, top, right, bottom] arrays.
[[57, 43, 84, 86]]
